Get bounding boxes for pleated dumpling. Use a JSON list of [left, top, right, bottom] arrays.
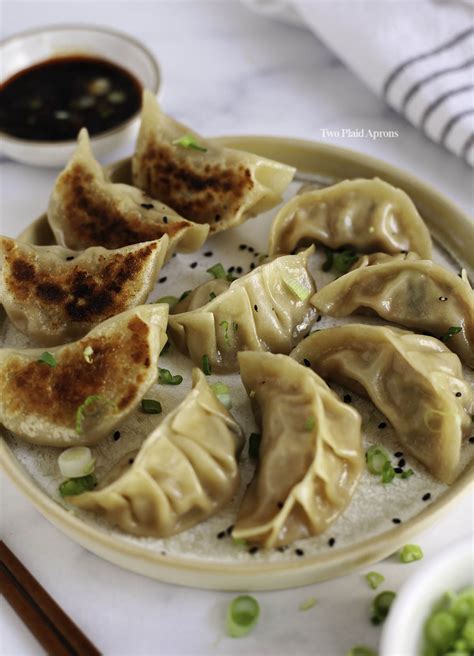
[[350, 251, 421, 270], [0, 305, 168, 447], [168, 248, 317, 373], [0, 235, 168, 345], [268, 178, 432, 258], [312, 259, 474, 368], [48, 128, 208, 257], [65, 369, 245, 538], [170, 278, 230, 314], [232, 352, 363, 548], [132, 90, 296, 235], [291, 325, 474, 483]]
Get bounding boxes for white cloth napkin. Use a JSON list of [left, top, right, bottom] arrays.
[[243, 0, 474, 166]]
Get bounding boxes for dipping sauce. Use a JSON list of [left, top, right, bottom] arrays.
[[0, 55, 142, 141]]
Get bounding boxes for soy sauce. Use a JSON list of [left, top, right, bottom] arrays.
[[0, 55, 142, 141]]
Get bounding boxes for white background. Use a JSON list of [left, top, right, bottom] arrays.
[[1, 2, 473, 655]]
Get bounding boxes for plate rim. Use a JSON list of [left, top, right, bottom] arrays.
[[2, 135, 473, 590]]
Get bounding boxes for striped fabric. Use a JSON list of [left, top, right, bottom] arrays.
[[244, 0, 474, 165]]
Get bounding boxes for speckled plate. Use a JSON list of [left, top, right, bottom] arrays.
[[1, 137, 473, 591]]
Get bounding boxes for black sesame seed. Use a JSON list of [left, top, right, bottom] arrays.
[[129, 458, 134, 465], [328, 538, 335, 547], [254, 304, 258, 312], [250, 263, 256, 270], [190, 262, 198, 269], [159, 277, 167, 283], [394, 467, 403, 474], [400, 250, 408, 254], [422, 492, 431, 501], [455, 392, 462, 397], [228, 266, 235, 273], [254, 252, 260, 257], [226, 525, 234, 535], [163, 216, 168, 224], [217, 531, 226, 539], [239, 244, 247, 250], [113, 431, 121, 441], [248, 546, 259, 555], [248, 246, 254, 253], [378, 422, 387, 429], [236, 266, 243, 274], [438, 296, 448, 301], [66, 256, 75, 261], [343, 394, 352, 404], [276, 546, 286, 553], [140, 203, 154, 209], [295, 548, 305, 557], [469, 437, 474, 444], [398, 458, 406, 468], [204, 251, 213, 257], [394, 451, 404, 458], [316, 315, 322, 322], [215, 214, 221, 222], [392, 518, 401, 524], [303, 358, 311, 367]]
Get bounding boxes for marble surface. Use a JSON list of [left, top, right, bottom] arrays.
[[1, 2, 473, 655]]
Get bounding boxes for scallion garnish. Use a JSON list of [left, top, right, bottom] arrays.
[[226, 595, 260, 638], [298, 597, 317, 611], [160, 341, 170, 355], [305, 416, 315, 431], [211, 382, 232, 409], [156, 295, 179, 307], [202, 354, 212, 375], [58, 446, 95, 478], [232, 537, 248, 547], [141, 399, 162, 414], [179, 290, 191, 301], [207, 263, 227, 279], [83, 345, 94, 364], [59, 474, 96, 497], [232, 322, 239, 332], [38, 351, 57, 367], [282, 274, 311, 301], [399, 469, 414, 479], [158, 368, 183, 385], [333, 250, 359, 274], [370, 590, 396, 625], [345, 647, 376, 656], [322, 247, 334, 272], [209, 292, 217, 300], [248, 433, 261, 459], [75, 395, 115, 434], [366, 445, 390, 475], [381, 461, 396, 484], [399, 544, 423, 563], [440, 326, 462, 342], [172, 133, 207, 152], [220, 320, 230, 345], [365, 571, 385, 590]]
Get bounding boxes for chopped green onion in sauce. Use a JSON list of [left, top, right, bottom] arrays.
[[75, 395, 115, 434], [59, 474, 96, 497], [399, 544, 423, 563], [226, 595, 260, 638], [365, 571, 385, 590], [202, 354, 212, 375], [366, 445, 390, 475], [371, 590, 396, 625], [141, 399, 162, 414], [172, 133, 207, 152], [158, 368, 183, 385], [37, 351, 57, 367]]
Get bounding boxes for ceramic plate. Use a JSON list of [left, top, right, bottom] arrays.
[[1, 137, 473, 590]]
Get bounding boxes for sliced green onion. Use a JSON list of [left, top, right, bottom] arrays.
[[207, 263, 227, 279], [299, 597, 317, 611], [371, 590, 396, 625], [75, 395, 115, 434], [58, 446, 95, 478], [282, 274, 311, 301], [451, 588, 474, 619], [179, 290, 191, 301], [59, 474, 96, 497], [334, 250, 359, 274], [141, 399, 162, 414], [365, 571, 385, 590], [172, 133, 207, 152], [38, 351, 57, 367], [381, 461, 395, 484], [226, 595, 260, 638], [305, 416, 315, 431], [220, 320, 230, 345], [211, 382, 232, 409], [366, 445, 390, 475], [232, 322, 239, 332], [440, 326, 462, 342], [345, 647, 376, 656], [424, 611, 458, 652], [232, 537, 247, 547], [209, 292, 217, 300], [202, 354, 211, 375], [399, 544, 423, 563], [83, 345, 94, 364], [158, 368, 183, 385], [248, 433, 261, 459], [398, 468, 414, 479], [322, 247, 334, 272], [156, 296, 179, 307], [160, 341, 170, 355]]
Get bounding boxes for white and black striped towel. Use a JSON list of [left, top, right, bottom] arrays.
[[244, 0, 474, 166]]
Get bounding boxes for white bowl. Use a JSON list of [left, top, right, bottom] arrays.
[[0, 24, 161, 167], [380, 535, 474, 656]]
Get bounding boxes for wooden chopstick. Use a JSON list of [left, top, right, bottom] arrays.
[[0, 540, 101, 656]]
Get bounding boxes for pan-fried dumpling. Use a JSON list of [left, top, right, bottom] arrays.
[[0, 305, 168, 447], [312, 259, 474, 368], [65, 369, 245, 537], [168, 248, 317, 373], [48, 128, 208, 257], [131, 90, 296, 235], [170, 279, 230, 314], [268, 178, 432, 259], [0, 235, 168, 346], [291, 325, 473, 483], [232, 352, 363, 548], [350, 251, 421, 271]]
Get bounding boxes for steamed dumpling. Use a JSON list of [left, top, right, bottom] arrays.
[[48, 129, 208, 257], [170, 278, 230, 314], [350, 251, 421, 270], [132, 90, 296, 235], [65, 369, 245, 538], [0, 235, 168, 345], [0, 305, 168, 447], [312, 259, 474, 368], [291, 325, 473, 483], [232, 352, 363, 548], [268, 178, 432, 258], [168, 248, 317, 373]]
